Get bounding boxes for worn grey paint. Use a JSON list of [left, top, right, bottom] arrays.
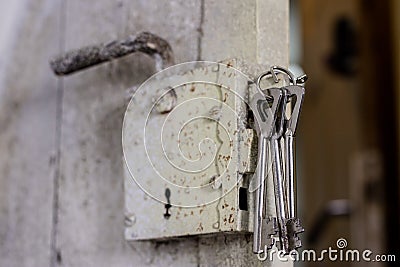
[[0, 0, 288, 266], [0, 0, 60, 266]]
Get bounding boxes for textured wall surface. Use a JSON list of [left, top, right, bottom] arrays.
[[0, 0, 288, 266]]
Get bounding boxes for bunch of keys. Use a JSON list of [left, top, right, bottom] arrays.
[[250, 66, 306, 255]]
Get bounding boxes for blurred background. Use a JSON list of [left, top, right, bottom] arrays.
[[0, 0, 399, 266], [290, 0, 400, 266]]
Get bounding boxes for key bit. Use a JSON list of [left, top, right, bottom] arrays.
[[286, 218, 305, 250], [277, 218, 290, 253], [260, 217, 278, 251]]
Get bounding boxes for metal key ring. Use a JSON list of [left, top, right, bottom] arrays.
[[256, 66, 296, 88], [268, 66, 308, 85], [271, 66, 298, 84], [255, 66, 308, 97], [255, 66, 296, 100]]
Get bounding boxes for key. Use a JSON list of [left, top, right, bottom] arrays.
[[269, 88, 290, 253], [251, 67, 307, 256], [282, 85, 305, 251], [250, 89, 282, 254]]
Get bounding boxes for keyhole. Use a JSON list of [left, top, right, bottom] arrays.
[[164, 188, 172, 219]]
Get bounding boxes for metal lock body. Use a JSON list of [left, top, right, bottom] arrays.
[[123, 59, 269, 241]]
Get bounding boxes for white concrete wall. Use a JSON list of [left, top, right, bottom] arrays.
[[0, 0, 288, 266]]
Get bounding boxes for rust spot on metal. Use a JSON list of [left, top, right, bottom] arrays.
[[155, 87, 177, 114]]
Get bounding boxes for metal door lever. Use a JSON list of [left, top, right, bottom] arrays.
[[50, 32, 174, 76]]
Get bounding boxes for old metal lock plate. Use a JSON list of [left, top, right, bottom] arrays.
[[123, 59, 265, 241]]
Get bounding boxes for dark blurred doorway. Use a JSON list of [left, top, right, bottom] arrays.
[[293, 0, 400, 266]]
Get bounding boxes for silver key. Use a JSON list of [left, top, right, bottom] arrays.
[[250, 89, 282, 254], [283, 85, 304, 218], [270, 88, 290, 253], [282, 85, 305, 251], [251, 67, 307, 256]]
